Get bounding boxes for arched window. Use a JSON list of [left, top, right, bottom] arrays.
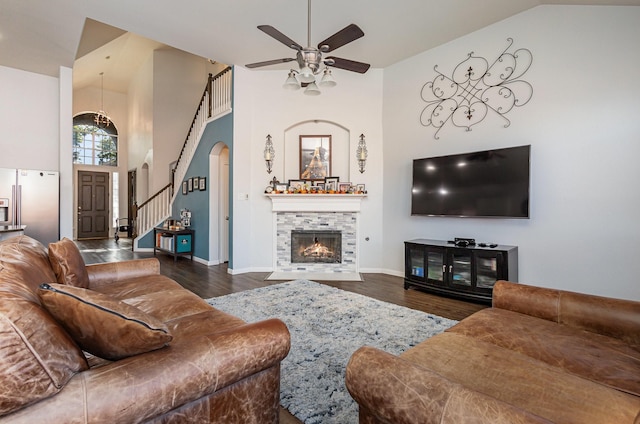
[[72, 113, 118, 166]]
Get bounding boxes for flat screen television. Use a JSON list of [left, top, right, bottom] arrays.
[[411, 145, 530, 218]]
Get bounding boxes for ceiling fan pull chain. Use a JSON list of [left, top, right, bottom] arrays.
[[307, 0, 312, 48]]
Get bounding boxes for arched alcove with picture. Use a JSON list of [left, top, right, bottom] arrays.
[[282, 120, 351, 184]]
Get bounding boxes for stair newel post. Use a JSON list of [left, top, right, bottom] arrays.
[[207, 73, 213, 119]]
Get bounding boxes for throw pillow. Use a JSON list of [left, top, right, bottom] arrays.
[[48, 237, 90, 288], [38, 283, 173, 360]]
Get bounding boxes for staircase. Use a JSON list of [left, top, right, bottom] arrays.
[[134, 67, 232, 246]]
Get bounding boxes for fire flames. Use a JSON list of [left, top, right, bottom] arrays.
[[301, 238, 334, 258]]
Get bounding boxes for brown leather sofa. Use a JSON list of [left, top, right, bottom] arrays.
[[346, 280, 640, 424], [0, 236, 290, 423]]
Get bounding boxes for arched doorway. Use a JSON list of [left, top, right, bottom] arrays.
[[209, 142, 230, 264]]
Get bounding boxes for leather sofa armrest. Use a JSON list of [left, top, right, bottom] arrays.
[[493, 280, 640, 348], [1, 319, 291, 424], [492, 280, 562, 322], [86, 258, 161, 289], [345, 346, 552, 424]]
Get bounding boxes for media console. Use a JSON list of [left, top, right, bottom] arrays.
[[154, 227, 194, 262], [404, 239, 518, 304]]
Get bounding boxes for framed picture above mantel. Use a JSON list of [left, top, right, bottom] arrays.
[[300, 135, 331, 180]]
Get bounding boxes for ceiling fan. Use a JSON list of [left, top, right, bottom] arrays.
[[245, 0, 370, 94]]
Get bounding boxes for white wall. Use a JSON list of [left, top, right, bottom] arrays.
[[153, 49, 211, 193], [382, 5, 640, 300], [232, 66, 384, 273], [128, 55, 154, 203], [59, 66, 74, 239], [0, 66, 60, 171], [126, 48, 220, 201]]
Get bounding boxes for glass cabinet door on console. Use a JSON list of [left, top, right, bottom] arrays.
[[405, 244, 447, 286], [448, 250, 472, 289], [406, 244, 426, 282], [474, 250, 506, 290], [426, 247, 445, 285], [404, 239, 518, 304]]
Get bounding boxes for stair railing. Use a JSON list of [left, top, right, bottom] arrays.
[[173, 67, 232, 200], [134, 67, 232, 242], [135, 183, 173, 238]]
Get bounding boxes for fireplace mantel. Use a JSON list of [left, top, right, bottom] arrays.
[[266, 194, 366, 213]]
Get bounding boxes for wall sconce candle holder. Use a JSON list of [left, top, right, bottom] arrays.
[[357, 134, 368, 173], [264, 134, 275, 174]]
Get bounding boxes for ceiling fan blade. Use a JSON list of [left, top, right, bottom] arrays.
[[257, 25, 303, 51], [325, 57, 370, 74], [318, 24, 364, 52], [245, 58, 296, 69]]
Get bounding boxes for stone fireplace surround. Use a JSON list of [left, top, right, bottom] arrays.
[[266, 194, 365, 281]]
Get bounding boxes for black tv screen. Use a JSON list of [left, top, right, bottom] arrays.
[[411, 145, 530, 218]]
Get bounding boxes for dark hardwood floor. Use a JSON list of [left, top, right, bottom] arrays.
[[76, 238, 487, 424], [77, 238, 487, 321]]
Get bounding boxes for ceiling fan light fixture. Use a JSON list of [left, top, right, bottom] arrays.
[[304, 81, 321, 96], [319, 67, 337, 87], [298, 64, 316, 83], [247, 0, 370, 96], [283, 70, 301, 90]]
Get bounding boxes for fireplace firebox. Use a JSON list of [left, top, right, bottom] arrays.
[[291, 230, 342, 264]]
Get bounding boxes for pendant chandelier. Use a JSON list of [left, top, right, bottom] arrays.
[[94, 72, 110, 128]]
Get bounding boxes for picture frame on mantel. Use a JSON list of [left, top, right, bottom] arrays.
[[324, 176, 339, 192], [288, 179, 305, 191], [300, 135, 331, 180], [338, 182, 352, 193]]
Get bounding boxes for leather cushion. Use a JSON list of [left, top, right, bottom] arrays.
[[0, 235, 60, 303], [48, 238, 90, 288], [401, 332, 640, 423], [448, 308, 640, 397], [38, 283, 173, 360], [0, 236, 88, 416], [0, 299, 89, 416]]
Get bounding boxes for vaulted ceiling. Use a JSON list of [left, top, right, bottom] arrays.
[[1, 0, 639, 92]]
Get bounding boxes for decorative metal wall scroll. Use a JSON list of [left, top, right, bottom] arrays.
[[420, 38, 533, 139]]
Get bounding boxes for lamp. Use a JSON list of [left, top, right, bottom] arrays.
[[298, 64, 316, 83], [282, 64, 337, 95], [357, 134, 368, 173], [319, 67, 336, 87], [304, 81, 321, 96], [264, 134, 275, 173], [283, 70, 301, 90], [94, 72, 110, 128]]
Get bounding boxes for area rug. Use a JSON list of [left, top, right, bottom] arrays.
[[206, 280, 457, 424]]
